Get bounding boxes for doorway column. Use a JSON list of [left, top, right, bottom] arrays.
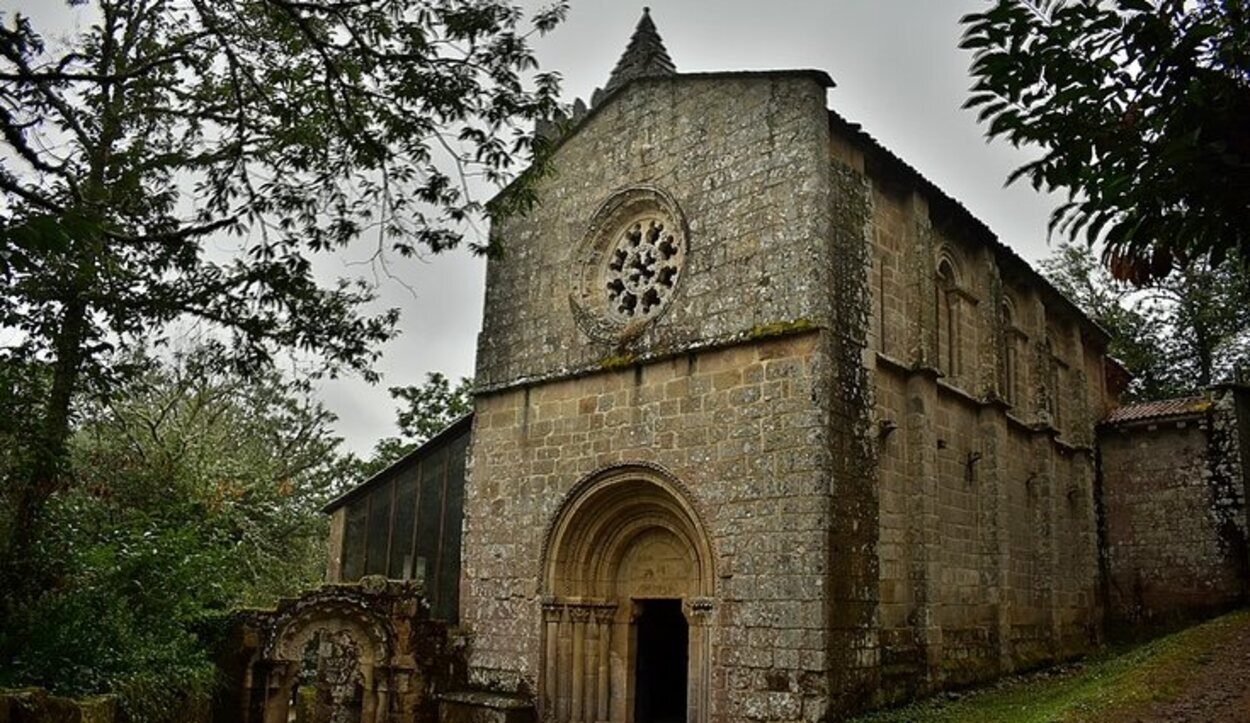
[[684, 598, 714, 723]]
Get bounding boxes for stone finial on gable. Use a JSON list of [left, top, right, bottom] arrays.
[[604, 7, 677, 94], [535, 9, 676, 144]]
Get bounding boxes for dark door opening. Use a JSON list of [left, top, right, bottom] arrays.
[[634, 599, 688, 723]]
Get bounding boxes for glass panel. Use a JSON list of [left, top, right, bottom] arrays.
[[342, 498, 368, 581], [388, 467, 418, 580], [435, 434, 469, 621], [414, 445, 448, 589], [364, 481, 392, 576]]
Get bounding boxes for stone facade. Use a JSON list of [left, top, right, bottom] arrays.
[[1098, 388, 1250, 635], [457, 16, 1118, 720], [847, 113, 1113, 696], [225, 13, 1250, 721]]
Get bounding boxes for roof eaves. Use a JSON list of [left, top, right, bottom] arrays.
[[1099, 396, 1212, 426], [321, 412, 474, 514], [826, 110, 1111, 345]]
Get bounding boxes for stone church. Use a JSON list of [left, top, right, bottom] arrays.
[[458, 9, 1116, 718], [221, 10, 1250, 723]]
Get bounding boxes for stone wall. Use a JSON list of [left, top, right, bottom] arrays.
[[463, 334, 835, 721], [1098, 388, 1250, 635], [823, 161, 879, 714], [477, 72, 836, 392], [835, 114, 1109, 702]]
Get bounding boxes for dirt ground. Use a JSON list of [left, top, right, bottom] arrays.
[[1108, 616, 1250, 723]]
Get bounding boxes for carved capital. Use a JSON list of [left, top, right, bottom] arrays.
[[591, 603, 618, 625], [541, 598, 565, 623], [685, 597, 715, 622]]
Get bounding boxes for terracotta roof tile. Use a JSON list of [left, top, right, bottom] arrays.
[[1103, 396, 1210, 424]]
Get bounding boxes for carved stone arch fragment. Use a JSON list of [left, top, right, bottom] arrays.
[[232, 582, 452, 723], [540, 465, 714, 723], [258, 598, 393, 723]]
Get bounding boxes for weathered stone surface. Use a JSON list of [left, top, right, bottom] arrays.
[[462, 54, 1116, 720], [438, 691, 534, 723], [1098, 386, 1250, 635], [215, 580, 468, 723], [465, 334, 832, 720], [478, 71, 835, 393], [0, 690, 118, 723], [856, 138, 1109, 703]]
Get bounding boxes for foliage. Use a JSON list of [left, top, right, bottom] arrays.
[[391, 371, 474, 443], [1041, 241, 1250, 398], [0, 0, 564, 601], [1, 495, 227, 720], [0, 349, 348, 719], [71, 347, 348, 600], [350, 371, 472, 479], [962, 0, 1250, 283], [1040, 242, 1171, 398]]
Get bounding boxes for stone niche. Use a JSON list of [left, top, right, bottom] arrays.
[[215, 579, 467, 723]]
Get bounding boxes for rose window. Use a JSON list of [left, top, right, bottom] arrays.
[[569, 186, 687, 343], [603, 217, 683, 322]]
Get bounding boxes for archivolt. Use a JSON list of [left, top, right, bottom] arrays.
[[542, 463, 714, 599]]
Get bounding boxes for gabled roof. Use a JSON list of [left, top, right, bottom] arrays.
[[494, 14, 1107, 348], [322, 413, 474, 514], [1102, 396, 1210, 426], [491, 68, 833, 211]]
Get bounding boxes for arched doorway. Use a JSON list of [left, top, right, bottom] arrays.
[[541, 466, 714, 723]]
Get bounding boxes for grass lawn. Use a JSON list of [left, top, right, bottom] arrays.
[[851, 608, 1249, 723]]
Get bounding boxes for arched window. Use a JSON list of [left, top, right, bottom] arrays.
[[935, 257, 960, 378], [1001, 298, 1021, 405], [1043, 333, 1065, 430]]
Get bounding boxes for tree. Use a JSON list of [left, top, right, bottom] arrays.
[[1041, 241, 1250, 398], [72, 347, 351, 599], [0, 348, 348, 720], [961, 0, 1250, 283], [0, 0, 564, 580], [1040, 242, 1172, 398], [351, 371, 472, 479], [391, 371, 474, 443]]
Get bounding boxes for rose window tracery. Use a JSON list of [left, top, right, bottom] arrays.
[[604, 217, 682, 321], [570, 186, 688, 343]]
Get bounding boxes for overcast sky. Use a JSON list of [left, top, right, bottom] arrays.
[[5, 1, 1066, 455]]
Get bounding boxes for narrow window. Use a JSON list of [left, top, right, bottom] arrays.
[[1001, 300, 1018, 405], [1052, 360, 1065, 432], [936, 259, 959, 377], [1044, 334, 1064, 431]]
